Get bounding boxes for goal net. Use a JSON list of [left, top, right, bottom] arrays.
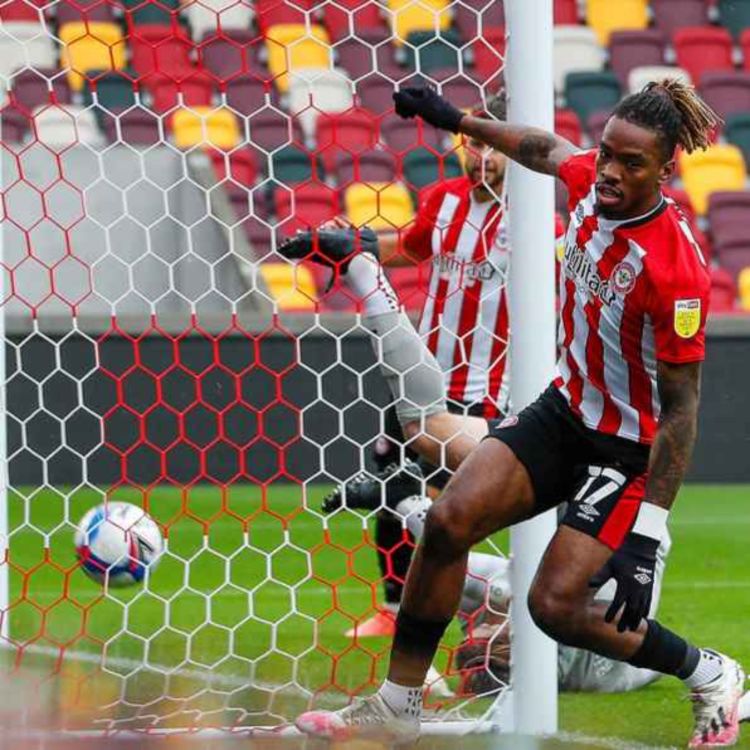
[[0, 0, 517, 735]]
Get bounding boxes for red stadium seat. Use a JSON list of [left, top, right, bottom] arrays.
[[129, 24, 195, 81], [356, 74, 396, 114], [247, 106, 305, 152], [555, 108, 583, 146], [0, 0, 45, 20], [386, 265, 428, 312], [315, 108, 380, 172], [674, 27, 734, 84], [608, 30, 666, 86], [700, 71, 750, 120], [208, 147, 259, 188], [380, 114, 444, 152], [148, 72, 214, 113], [739, 29, 750, 71], [274, 182, 340, 235], [324, 0, 386, 42], [651, 0, 709, 39], [554, 0, 579, 25], [709, 265, 737, 312], [472, 26, 506, 80], [334, 148, 398, 185], [255, 0, 313, 32], [708, 190, 750, 247]]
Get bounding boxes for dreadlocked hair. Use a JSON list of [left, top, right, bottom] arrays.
[[613, 78, 722, 158]]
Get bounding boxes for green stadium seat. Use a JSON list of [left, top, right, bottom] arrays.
[[724, 111, 750, 165], [122, 0, 180, 25], [82, 69, 137, 124], [564, 71, 622, 124], [718, 0, 750, 40], [402, 147, 462, 190], [402, 29, 462, 73], [271, 144, 319, 184]]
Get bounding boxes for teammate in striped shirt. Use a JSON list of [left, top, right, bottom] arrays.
[[296, 79, 745, 747]]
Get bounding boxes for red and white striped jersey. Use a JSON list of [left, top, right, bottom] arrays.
[[555, 151, 711, 445], [403, 177, 509, 416]]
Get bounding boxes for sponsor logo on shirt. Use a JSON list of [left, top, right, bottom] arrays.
[[434, 255, 498, 284], [674, 299, 701, 338], [563, 242, 616, 306]]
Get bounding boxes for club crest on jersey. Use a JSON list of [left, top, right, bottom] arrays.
[[611, 261, 637, 295], [674, 299, 701, 338]]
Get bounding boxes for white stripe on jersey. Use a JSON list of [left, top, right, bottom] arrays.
[[641, 313, 660, 422], [418, 193, 461, 339]]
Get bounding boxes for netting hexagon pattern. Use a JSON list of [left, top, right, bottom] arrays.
[[0, 0, 509, 733]]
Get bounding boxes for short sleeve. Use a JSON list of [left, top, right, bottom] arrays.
[[558, 150, 597, 211], [648, 276, 710, 364], [402, 184, 445, 260]]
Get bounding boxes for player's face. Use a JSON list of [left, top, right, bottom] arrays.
[[465, 137, 507, 195], [595, 116, 675, 220]]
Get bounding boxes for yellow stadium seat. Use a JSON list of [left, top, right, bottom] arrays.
[[586, 0, 648, 45], [344, 182, 415, 230], [387, 0, 451, 45], [680, 145, 747, 215], [59, 21, 125, 92], [739, 267, 750, 311], [265, 24, 331, 93], [172, 107, 240, 150], [260, 262, 317, 310]]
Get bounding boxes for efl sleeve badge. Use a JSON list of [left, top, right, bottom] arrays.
[[674, 299, 701, 338]]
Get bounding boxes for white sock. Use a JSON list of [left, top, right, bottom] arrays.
[[377, 679, 423, 719], [395, 496, 430, 536], [683, 649, 725, 690], [347, 254, 399, 317]]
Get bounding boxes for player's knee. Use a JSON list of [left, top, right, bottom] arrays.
[[527, 583, 585, 646], [422, 498, 472, 561]]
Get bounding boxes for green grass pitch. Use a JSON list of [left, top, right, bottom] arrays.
[[5, 483, 750, 747]]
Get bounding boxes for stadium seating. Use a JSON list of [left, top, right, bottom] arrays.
[[739, 267, 750, 310], [585, 0, 649, 45], [102, 107, 162, 145], [402, 147, 462, 190], [554, 0, 579, 25], [324, 0, 386, 42], [224, 77, 269, 116], [122, 0, 180, 26], [333, 30, 395, 81], [380, 115, 444, 152], [709, 265, 737, 312], [10, 68, 71, 112], [259, 261, 317, 310], [287, 68, 354, 143], [270, 144, 318, 183], [199, 30, 266, 83], [241, 216, 275, 258], [32, 103, 104, 147], [59, 21, 125, 92], [679, 144, 747, 214], [552, 26, 605, 93], [274, 182, 340, 235], [564, 71, 621, 123], [700, 72, 750, 120], [149, 72, 214, 113], [718, 0, 750, 41], [129, 24, 195, 81], [344, 182, 414, 229], [255, 0, 312, 32], [386, 0, 451, 46], [0, 21, 55, 82], [265, 23, 332, 92], [673, 27, 734, 84], [1, 105, 31, 142], [707, 191, 750, 248], [172, 107, 241, 150], [56, 0, 114, 25], [248, 107, 304, 152], [628, 65, 692, 94], [651, 0, 709, 38], [714, 237, 750, 281], [185, 0, 254, 41], [453, 2, 505, 44], [740, 30, 750, 71], [403, 29, 463, 73], [209, 147, 259, 188], [555, 108, 583, 146], [316, 108, 380, 172], [438, 76, 484, 109], [335, 149, 398, 184], [386, 265, 428, 312], [471, 26, 506, 80], [356, 74, 396, 114], [608, 30, 666, 86], [724, 112, 750, 165], [82, 69, 138, 125], [0, 0, 45, 21]]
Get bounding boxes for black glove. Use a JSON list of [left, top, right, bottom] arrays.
[[392, 86, 465, 133], [603, 532, 659, 633], [278, 227, 379, 272]]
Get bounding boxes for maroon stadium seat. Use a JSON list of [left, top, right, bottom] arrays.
[[674, 27, 734, 84], [199, 30, 266, 84], [334, 149, 398, 185], [707, 190, 750, 247], [608, 30, 666, 86], [555, 108, 583, 146], [334, 32, 397, 81], [10, 68, 71, 112], [224, 77, 269, 115], [651, 0, 709, 39], [454, 2, 505, 43], [554, 0, 579, 25], [438, 75, 484, 109], [324, 0, 386, 42], [247, 107, 305, 152], [315, 108, 380, 172], [700, 71, 750, 119], [356, 74, 396, 114], [714, 237, 750, 280], [55, 0, 114, 25], [709, 265, 737, 312], [148, 72, 214, 113], [242, 216, 275, 258], [1, 105, 31, 142], [102, 107, 162, 145], [130, 24, 195, 81], [274, 182, 340, 235], [380, 114, 444, 152]]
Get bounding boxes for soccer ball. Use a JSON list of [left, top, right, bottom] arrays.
[[75, 501, 164, 587]]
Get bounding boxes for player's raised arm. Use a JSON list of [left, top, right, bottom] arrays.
[[393, 86, 578, 176]]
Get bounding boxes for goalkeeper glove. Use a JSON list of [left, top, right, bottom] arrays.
[[392, 87, 465, 133]]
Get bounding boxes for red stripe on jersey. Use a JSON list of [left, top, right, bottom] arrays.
[[449, 204, 504, 401], [426, 197, 472, 354], [486, 290, 509, 408], [598, 473, 647, 550], [620, 291, 655, 439]]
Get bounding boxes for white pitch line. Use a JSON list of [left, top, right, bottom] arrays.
[[556, 731, 678, 750]]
